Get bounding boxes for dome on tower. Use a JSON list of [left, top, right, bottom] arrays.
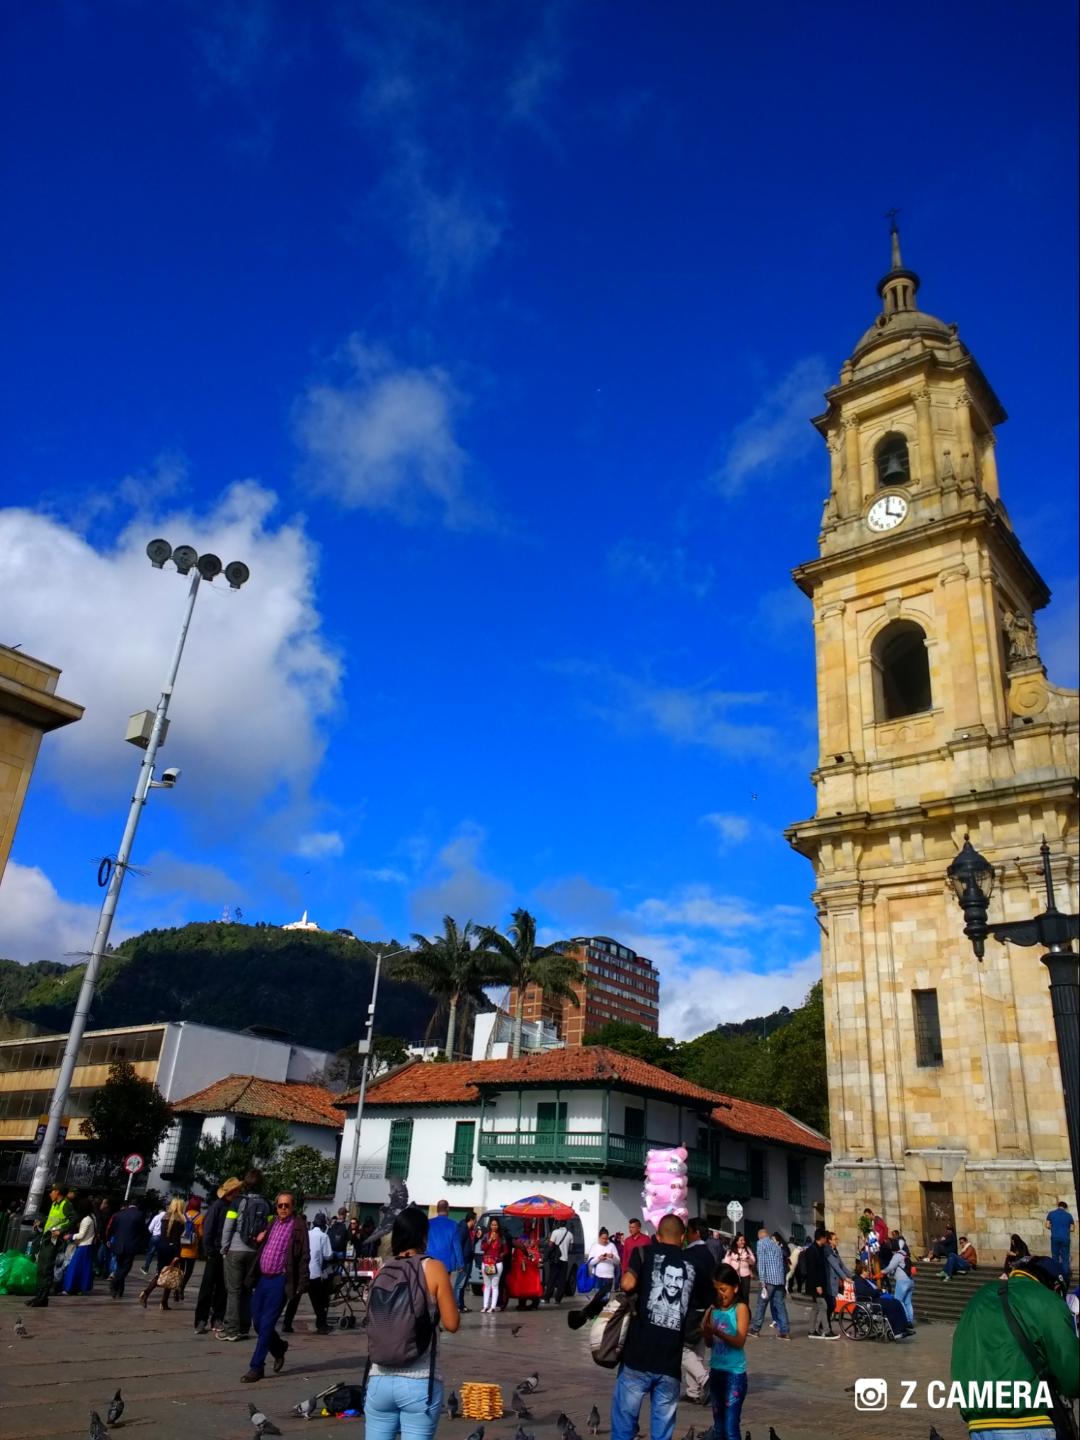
[[847, 223, 961, 371]]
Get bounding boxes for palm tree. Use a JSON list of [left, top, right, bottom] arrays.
[[480, 908, 583, 1058], [387, 916, 502, 1059]]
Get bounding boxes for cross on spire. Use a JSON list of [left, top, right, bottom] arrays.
[[885, 208, 903, 269]]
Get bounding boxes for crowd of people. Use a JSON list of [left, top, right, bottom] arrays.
[[11, 1184, 1077, 1439]]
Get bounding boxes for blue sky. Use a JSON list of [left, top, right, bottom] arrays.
[[1, 1, 1077, 1038]]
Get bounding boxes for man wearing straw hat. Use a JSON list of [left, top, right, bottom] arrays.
[[194, 1177, 241, 1335]]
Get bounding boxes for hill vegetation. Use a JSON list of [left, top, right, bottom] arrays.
[[1, 922, 438, 1051]]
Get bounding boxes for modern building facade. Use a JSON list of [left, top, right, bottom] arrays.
[[509, 935, 661, 1046], [0, 644, 83, 883], [786, 229, 1078, 1257], [334, 1046, 828, 1245], [0, 1021, 331, 1197]]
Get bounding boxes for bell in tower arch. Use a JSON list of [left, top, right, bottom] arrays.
[[875, 432, 910, 488]]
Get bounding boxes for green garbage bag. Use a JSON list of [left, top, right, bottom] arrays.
[[0, 1249, 38, 1295]]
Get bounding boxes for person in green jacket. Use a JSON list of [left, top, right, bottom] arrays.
[[950, 1255, 1079, 1436], [43, 1186, 75, 1238]]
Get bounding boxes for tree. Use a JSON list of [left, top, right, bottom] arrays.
[[263, 1145, 338, 1204], [82, 1060, 174, 1167], [584, 1020, 685, 1072], [192, 1118, 289, 1193], [387, 917, 502, 1059], [480, 908, 582, 1058]]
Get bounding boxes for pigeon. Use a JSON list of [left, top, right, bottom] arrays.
[[680, 1427, 696, 1440], [518, 1373, 539, 1394], [89, 1415, 109, 1440], [107, 1389, 124, 1426], [588, 1407, 601, 1436], [293, 1395, 320, 1419], [514, 1428, 535, 1440], [13, 1316, 29, 1338], [510, 1323, 523, 1336], [464, 1426, 485, 1440], [929, 1430, 946, 1440], [248, 1401, 283, 1436], [515, 1402, 534, 1421], [556, 1415, 572, 1433], [446, 1390, 460, 1419], [768, 1429, 783, 1440], [565, 1424, 582, 1440]]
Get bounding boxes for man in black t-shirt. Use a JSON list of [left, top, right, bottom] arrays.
[[611, 1214, 695, 1440]]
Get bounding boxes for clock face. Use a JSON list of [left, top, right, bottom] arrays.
[[866, 492, 909, 532]]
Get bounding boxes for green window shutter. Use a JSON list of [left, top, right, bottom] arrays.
[[536, 1102, 567, 1133], [623, 1106, 645, 1139], [453, 1121, 475, 1161], [386, 1118, 414, 1178]]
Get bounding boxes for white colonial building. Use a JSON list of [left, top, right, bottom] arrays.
[[334, 1046, 828, 1245]]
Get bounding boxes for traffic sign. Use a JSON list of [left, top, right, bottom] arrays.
[[123, 1153, 145, 1175], [726, 1200, 744, 1224]]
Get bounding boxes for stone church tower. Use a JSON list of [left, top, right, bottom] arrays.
[[786, 228, 1078, 1253]]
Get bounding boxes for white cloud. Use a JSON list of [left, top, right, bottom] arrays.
[[659, 951, 822, 1041], [711, 356, 830, 497], [295, 831, 345, 860], [140, 850, 242, 905], [408, 824, 511, 930], [0, 861, 110, 965], [0, 481, 341, 822], [360, 866, 408, 884], [607, 540, 714, 599], [384, 144, 505, 287], [295, 338, 478, 526], [700, 812, 751, 847], [534, 872, 818, 1039]]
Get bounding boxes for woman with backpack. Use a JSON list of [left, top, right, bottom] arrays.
[[177, 1196, 204, 1301], [364, 1206, 460, 1440]]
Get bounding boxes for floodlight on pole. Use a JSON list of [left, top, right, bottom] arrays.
[[344, 942, 413, 1215], [21, 540, 251, 1226]]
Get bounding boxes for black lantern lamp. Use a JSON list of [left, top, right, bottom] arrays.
[[947, 836, 995, 959], [949, 835, 1080, 1207]]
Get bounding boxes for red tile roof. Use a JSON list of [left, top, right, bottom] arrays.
[[338, 1047, 830, 1153], [711, 1095, 830, 1154], [171, 1075, 344, 1129]]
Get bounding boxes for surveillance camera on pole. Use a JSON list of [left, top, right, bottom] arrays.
[[21, 539, 251, 1228]]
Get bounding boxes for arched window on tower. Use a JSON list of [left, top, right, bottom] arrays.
[[875, 432, 910, 488], [872, 620, 932, 721]]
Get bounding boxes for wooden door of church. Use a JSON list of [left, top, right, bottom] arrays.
[[920, 1182, 955, 1248]]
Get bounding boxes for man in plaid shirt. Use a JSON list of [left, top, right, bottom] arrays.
[[241, 1192, 310, 1384], [748, 1227, 791, 1339]]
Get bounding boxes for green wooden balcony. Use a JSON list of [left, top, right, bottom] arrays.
[[477, 1128, 711, 1182], [707, 1163, 752, 1200], [443, 1152, 473, 1184]]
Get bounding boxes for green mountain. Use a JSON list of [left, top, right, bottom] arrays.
[[2, 922, 438, 1052]]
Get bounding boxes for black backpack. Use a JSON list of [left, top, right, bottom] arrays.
[[237, 1193, 270, 1247]]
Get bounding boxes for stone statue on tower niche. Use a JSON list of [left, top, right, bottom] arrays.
[[1003, 609, 1040, 665]]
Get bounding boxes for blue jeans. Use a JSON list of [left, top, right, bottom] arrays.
[[943, 1253, 971, 1278], [365, 1374, 444, 1440], [893, 1268, 914, 1326], [249, 1273, 287, 1373], [709, 1369, 748, 1440], [611, 1366, 681, 1440], [1050, 1238, 1070, 1275], [750, 1282, 789, 1336]]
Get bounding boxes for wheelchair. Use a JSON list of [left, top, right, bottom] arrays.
[[835, 1297, 899, 1342]]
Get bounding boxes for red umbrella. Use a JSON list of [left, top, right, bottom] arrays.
[[503, 1194, 576, 1219]]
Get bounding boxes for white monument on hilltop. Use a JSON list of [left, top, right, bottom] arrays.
[[282, 909, 320, 932]]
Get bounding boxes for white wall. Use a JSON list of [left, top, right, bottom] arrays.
[[155, 1023, 331, 1103]]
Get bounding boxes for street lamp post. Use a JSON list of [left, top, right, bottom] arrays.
[[948, 835, 1080, 1203], [22, 541, 250, 1225], [344, 942, 412, 1216]]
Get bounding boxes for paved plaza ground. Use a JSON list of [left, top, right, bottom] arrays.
[[0, 1283, 969, 1440]]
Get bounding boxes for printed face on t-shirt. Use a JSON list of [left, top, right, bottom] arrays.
[[644, 1256, 692, 1331]]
